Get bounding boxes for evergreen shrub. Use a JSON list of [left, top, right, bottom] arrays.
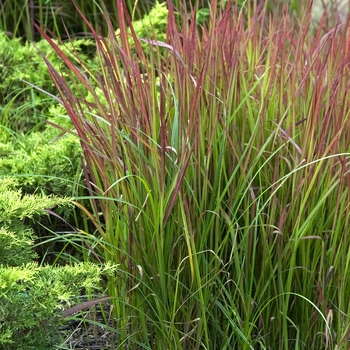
[[0, 31, 95, 133], [0, 178, 113, 349]]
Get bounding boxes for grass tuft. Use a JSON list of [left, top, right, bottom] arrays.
[[37, 1, 350, 348]]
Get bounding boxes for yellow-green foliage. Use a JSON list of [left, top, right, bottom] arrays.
[[0, 178, 72, 266], [0, 178, 71, 224], [0, 30, 95, 132], [0, 178, 116, 348], [0, 262, 115, 349], [0, 226, 37, 267], [115, 1, 168, 55], [0, 126, 82, 200]]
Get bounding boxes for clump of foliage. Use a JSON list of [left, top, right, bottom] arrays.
[[0, 30, 95, 133], [0, 262, 108, 349], [0, 126, 82, 199], [0, 177, 115, 349], [0, 177, 70, 265], [31, 0, 350, 348]]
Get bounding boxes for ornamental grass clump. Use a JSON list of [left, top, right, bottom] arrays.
[[37, 0, 350, 348]]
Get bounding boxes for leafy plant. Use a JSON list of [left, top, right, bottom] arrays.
[[0, 127, 82, 199], [0, 30, 95, 133], [0, 262, 113, 349], [0, 177, 117, 349], [0, 177, 71, 265], [36, 0, 350, 349]]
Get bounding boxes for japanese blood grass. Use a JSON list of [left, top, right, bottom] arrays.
[[36, 0, 350, 348]]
